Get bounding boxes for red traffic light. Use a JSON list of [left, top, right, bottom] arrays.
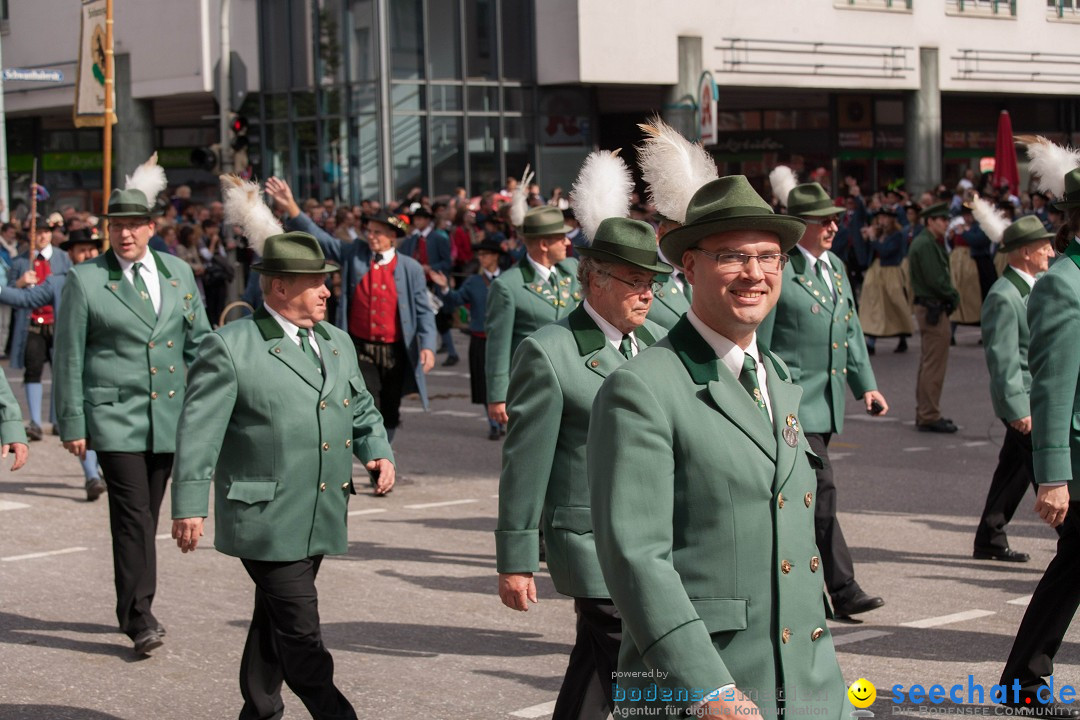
[[231, 115, 248, 134]]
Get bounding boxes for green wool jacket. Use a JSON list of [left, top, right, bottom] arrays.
[[53, 249, 210, 452], [908, 228, 960, 306], [495, 305, 664, 598], [646, 273, 690, 331], [588, 317, 850, 718], [0, 373, 26, 445], [171, 308, 394, 562], [1028, 244, 1080, 489], [484, 256, 581, 403], [759, 250, 876, 434], [981, 267, 1032, 423]]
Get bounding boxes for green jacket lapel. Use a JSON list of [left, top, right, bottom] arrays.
[[787, 251, 831, 309], [1002, 266, 1031, 300], [312, 322, 340, 399], [763, 349, 803, 491], [150, 252, 180, 339], [103, 249, 156, 329], [569, 304, 620, 379], [253, 307, 323, 392]]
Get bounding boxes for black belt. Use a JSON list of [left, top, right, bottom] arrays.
[[27, 323, 54, 336]]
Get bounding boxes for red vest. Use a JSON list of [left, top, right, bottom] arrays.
[[349, 256, 400, 343], [30, 255, 54, 326]]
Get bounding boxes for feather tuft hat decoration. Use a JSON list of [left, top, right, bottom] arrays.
[[636, 116, 718, 224], [1015, 135, 1080, 198], [124, 152, 168, 206], [220, 175, 283, 256], [570, 150, 634, 242], [509, 164, 535, 228], [768, 166, 799, 210], [970, 195, 1010, 245]]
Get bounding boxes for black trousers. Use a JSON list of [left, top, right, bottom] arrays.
[[353, 337, 408, 429], [976, 422, 1037, 553], [239, 556, 356, 720], [96, 451, 172, 639], [23, 324, 53, 383], [805, 433, 858, 602], [552, 598, 621, 720], [1001, 501, 1080, 691]]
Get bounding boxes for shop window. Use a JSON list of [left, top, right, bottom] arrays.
[[347, 0, 377, 82], [500, 0, 534, 80], [465, 0, 497, 79], [352, 114, 380, 202], [430, 85, 463, 112], [390, 0, 424, 80], [468, 117, 499, 194], [432, 117, 465, 195], [428, 0, 462, 79], [468, 85, 500, 113], [393, 115, 428, 199], [392, 83, 425, 112]]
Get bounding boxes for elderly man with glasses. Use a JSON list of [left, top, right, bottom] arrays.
[[759, 179, 888, 620]]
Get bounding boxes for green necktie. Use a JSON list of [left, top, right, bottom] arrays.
[[619, 334, 633, 360], [548, 270, 558, 291], [131, 261, 155, 312], [815, 260, 835, 304], [739, 353, 770, 423], [297, 328, 321, 371]]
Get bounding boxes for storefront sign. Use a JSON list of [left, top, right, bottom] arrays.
[[699, 71, 718, 146]]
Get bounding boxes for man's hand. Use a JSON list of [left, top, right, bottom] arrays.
[[16, 270, 37, 288], [63, 439, 87, 460], [172, 517, 204, 553], [698, 688, 761, 718], [420, 348, 435, 373], [365, 458, 396, 496], [1035, 485, 1069, 528], [864, 390, 889, 416], [264, 177, 301, 218], [488, 402, 508, 425], [2, 442, 28, 471], [499, 572, 537, 611], [1009, 416, 1033, 434], [429, 270, 449, 290]]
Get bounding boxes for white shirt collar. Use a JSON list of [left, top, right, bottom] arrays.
[[372, 247, 395, 266], [419, 225, 432, 238], [34, 244, 54, 261], [1009, 265, 1037, 289], [583, 299, 636, 355], [263, 303, 321, 356], [117, 248, 162, 314], [527, 254, 554, 283], [483, 268, 500, 281], [686, 308, 772, 420], [114, 247, 150, 272], [797, 244, 833, 292]]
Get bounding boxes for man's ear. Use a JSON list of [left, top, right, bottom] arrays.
[[682, 251, 696, 284]]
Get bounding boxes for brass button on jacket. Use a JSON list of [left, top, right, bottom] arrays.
[[805, 492, 813, 507], [811, 628, 825, 641], [320, 401, 327, 410], [777, 493, 785, 509], [341, 482, 350, 490], [321, 442, 330, 451], [345, 439, 352, 448], [343, 398, 350, 407], [780, 559, 793, 574], [810, 556, 820, 572], [781, 627, 792, 644], [319, 482, 326, 492], [150, 391, 158, 400]]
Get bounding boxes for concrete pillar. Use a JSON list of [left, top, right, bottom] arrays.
[[113, 54, 155, 181], [663, 36, 702, 139], [905, 47, 941, 197]]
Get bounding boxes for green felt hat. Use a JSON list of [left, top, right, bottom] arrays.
[[788, 183, 844, 218], [251, 232, 340, 275], [522, 206, 571, 237], [1054, 168, 1080, 210], [102, 188, 161, 218], [660, 175, 807, 263], [578, 217, 673, 274], [997, 215, 1055, 254], [920, 202, 950, 219]]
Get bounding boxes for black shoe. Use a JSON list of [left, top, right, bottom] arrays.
[[488, 427, 500, 441], [866, 345, 876, 356], [133, 628, 164, 655], [51, 424, 61, 436], [85, 478, 107, 502], [895, 338, 908, 353], [917, 419, 958, 433], [1002, 690, 1080, 718], [26, 423, 42, 442], [443, 355, 459, 367], [831, 590, 885, 618], [499, 425, 506, 437], [156, 625, 166, 637], [974, 547, 1030, 562]]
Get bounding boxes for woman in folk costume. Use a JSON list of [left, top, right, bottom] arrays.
[[860, 209, 914, 354], [947, 197, 988, 328]]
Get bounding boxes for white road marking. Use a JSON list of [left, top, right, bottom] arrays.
[[1007, 595, 1032, 606], [401, 407, 424, 414], [404, 499, 478, 510], [156, 533, 172, 540], [900, 609, 995, 629], [2, 546, 87, 562], [844, 415, 898, 423], [433, 410, 480, 418], [490, 494, 500, 498], [348, 508, 388, 516], [963, 441, 989, 447], [831, 629, 892, 647], [830, 453, 852, 461], [902, 447, 931, 453], [0, 500, 30, 511], [428, 370, 470, 378], [510, 700, 557, 718]]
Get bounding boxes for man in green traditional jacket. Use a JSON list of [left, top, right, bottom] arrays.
[[485, 206, 580, 426], [589, 176, 850, 719], [759, 181, 888, 619], [172, 231, 394, 720], [975, 215, 1056, 564], [53, 187, 210, 656], [908, 202, 960, 432], [496, 216, 669, 720]]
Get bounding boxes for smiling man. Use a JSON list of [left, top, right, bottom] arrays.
[[589, 176, 850, 719]]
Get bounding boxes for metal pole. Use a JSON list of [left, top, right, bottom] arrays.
[[102, 0, 114, 237], [376, 0, 393, 201], [0, 29, 9, 222], [219, 0, 232, 173]]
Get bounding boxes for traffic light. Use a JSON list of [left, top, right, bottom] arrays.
[[230, 114, 249, 152], [190, 143, 221, 173]]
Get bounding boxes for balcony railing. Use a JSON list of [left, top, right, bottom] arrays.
[[837, 0, 913, 10], [718, 38, 914, 80], [947, 0, 1016, 15], [952, 48, 1080, 83], [1048, 0, 1080, 18]]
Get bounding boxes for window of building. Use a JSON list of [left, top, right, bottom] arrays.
[[947, 0, 1015, 16], [835, 0, 912, 9], [1048, 0, 1080, 17]]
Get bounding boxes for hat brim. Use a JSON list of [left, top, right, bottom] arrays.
[[59, 238, 103, 251], [251, 261, 341, 275], [660, 215, 807, 266], [996, 233, 1055, 254], [364, 218, 407, 238], [101, 209, 163, 219], [577, 246, 673, 274], [797, 206, 845, 218], [524, 224, 573, 238], [1053, 200, 1080, 211]]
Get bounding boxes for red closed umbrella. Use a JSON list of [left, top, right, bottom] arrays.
[[994, 110, 1020, 194]]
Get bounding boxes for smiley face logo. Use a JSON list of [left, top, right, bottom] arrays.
[[848, 678, 876, 708]]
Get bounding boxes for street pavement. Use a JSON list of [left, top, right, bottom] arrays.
[[0, 324, 1077, 719]]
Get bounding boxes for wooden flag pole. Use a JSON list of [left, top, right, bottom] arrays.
[[102, 0, 114, 241]]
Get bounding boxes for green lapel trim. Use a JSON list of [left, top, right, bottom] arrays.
[[102, 250, 156, 328], [254, 306, 284, 340], [669, 315, 719, 384], [149, 249, 173, 279], [787, 249, 807, 276], [1065, 241, 1080, 273], [763, 351, 802, 491], [313, 322, 332, 340], [637, 323, 656, 347], [519, 256, 536, 283], [1002, 266, 1031, 299], [105, 249, 123, 282], [569, 305, 606, 355]]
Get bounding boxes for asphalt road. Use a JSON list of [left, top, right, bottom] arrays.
[[0, 324, 1076, 719]]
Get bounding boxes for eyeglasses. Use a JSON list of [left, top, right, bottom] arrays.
[[598, 270, 662, 295], [693, 248, 788, 275], [802, 216, 839, 227]]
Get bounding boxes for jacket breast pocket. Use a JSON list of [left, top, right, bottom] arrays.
[[349, 375, 368, 396], [550, 506, 592, 535], [226, 479, 278, 505], [85, 386, 120, 406], [690, 597, 748, 635]]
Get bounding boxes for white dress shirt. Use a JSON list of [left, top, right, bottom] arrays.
[[687, 308, 773, 421], [583, 299, 638, 356], [263, 303, 322, 359], [371, 247, 396, 267], [527, 254, 555, 285], [658, 246, 686, 293], [797, 245, 834, 301], [116, 250, 162, 314]]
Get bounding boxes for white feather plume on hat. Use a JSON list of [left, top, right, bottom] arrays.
[[220, 175, 282, 256], [769, 166, 799, 210], [124, 152, 168, 206], [636, 116, 718, 224], [970, 195, 1010, 245], [509, 164, 535, 228], [1015, 135, 1080, 198], [570, 150, 633, 242]]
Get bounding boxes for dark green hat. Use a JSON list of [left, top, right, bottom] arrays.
[[522, 206, 571, 237], [102, 188, 161, 218], [919, 202, 950, 219], [660, 175, 807, 263], [997, 215, 1054, 254], [578, 218, 673, 274], [1054, 168, 1080, 210], [787, 183, 844, 218], [252, 232, 340, 275]]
